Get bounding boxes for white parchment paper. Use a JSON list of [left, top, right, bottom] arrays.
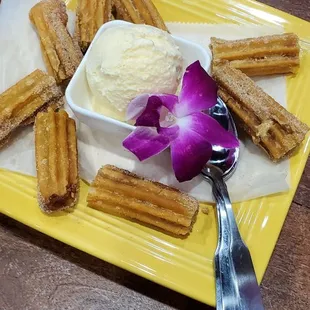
[[0, 0, 289, 202]]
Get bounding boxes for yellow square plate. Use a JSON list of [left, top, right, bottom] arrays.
[[1, 0, 310, 307]]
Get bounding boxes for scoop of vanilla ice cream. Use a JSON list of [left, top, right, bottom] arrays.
[[86, 24, 183, 119]]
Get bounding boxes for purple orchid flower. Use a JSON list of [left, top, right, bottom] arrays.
[[123, 61, 239, 182]]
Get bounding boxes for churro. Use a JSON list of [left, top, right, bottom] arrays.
[[0, 69, 63, 147], [35, 108, 79, 212], [210, 33, 300, 76], [75, 0, 113, 52], [212, 62, 309, 161], [113, 0, 168, 31], [87, 165, 199, 235], [29, 0, 83, 84]]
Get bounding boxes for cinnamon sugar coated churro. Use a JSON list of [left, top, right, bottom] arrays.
[[113, 0, 168, 31], [35, 108, 79, 212], [0, 69, 63, 147], [29, 0, 83, 84], [212, 62, 309, 161], [87, 165, 199, 235], [75, 0, 113, 52], [210, 33, 300, 76]]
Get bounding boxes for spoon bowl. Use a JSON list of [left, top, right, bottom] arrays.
[[202, 97, 239, 180]]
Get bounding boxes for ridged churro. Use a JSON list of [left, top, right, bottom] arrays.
[[35, 108, 79, 212], [0, 69, 63, 147], [75, 0, 113, 52], [87, 165, 199, 235], [210, 33, 300, 76], [29, 0, 83, 84], [113, 0, 168, 31], [212, 62, 309, 161]]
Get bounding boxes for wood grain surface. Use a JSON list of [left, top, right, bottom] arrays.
[[0, 1, 310, 309]]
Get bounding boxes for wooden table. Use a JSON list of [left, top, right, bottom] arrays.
[[1, 1, 309, 309]]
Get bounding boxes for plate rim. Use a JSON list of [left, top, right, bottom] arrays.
[[1, 0, 310, 307]]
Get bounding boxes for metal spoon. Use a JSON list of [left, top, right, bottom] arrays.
[[201, 97, 264, 310]]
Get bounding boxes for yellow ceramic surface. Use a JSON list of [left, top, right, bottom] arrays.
[[1, 0, 310, 307]]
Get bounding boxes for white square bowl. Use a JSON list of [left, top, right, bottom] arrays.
[[66, 20, 212, 135]]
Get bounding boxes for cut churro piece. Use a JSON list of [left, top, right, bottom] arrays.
[[75, 0, 113, 53], [87, 165, 199, 236], [113, 0, 168, 31], [0, 69, 63, 147], [212, 62, 309, 161], [210, 33, 300, 76], [29, 0, 83, 84], [35, 108, 79, 212], [113, 0, 133, 21]]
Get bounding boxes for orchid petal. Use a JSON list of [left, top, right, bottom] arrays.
[[134, 94, 179, 128], [123, 127, 171, 161], [126, 94, 178, 121], [158, 125, 180, 141], [157, 94, 179, 113], [170, 128, 213, 182], [126, 94, 150, 121], [174, 61, 218, 118], [135, 96, 162, 128], [177, 112, 239, 148]]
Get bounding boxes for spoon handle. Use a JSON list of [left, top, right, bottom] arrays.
[[211, 173, 264, 310]]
